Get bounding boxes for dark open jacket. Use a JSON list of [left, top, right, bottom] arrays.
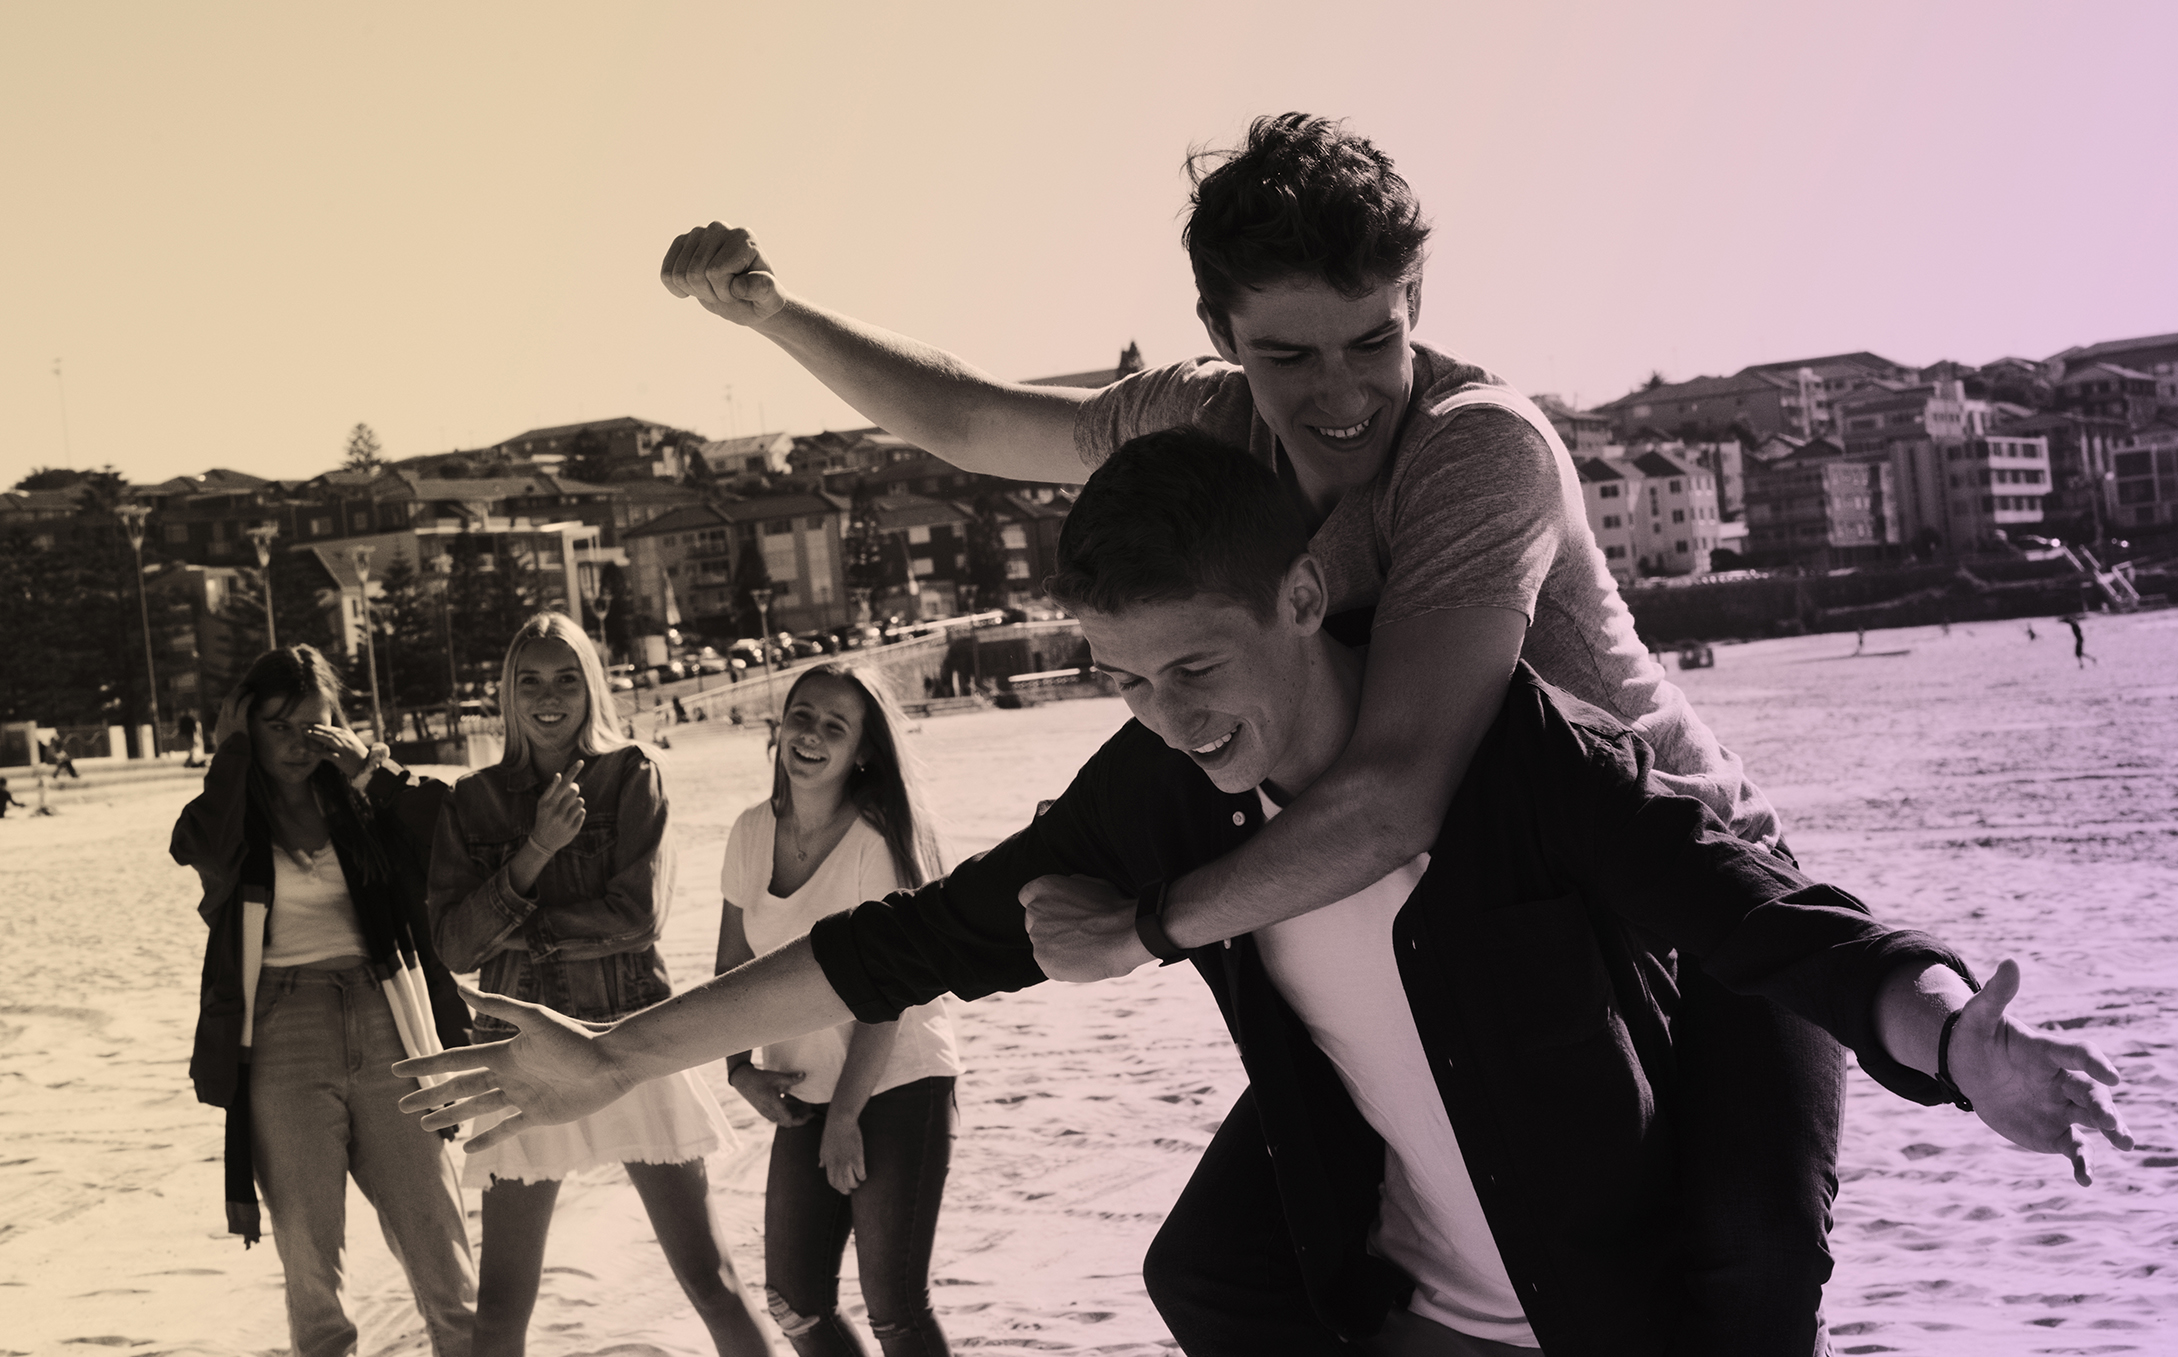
[[171, 732, 472, 1241], [808, 664, 1973, 1355]]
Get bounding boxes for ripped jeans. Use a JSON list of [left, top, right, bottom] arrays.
[[762, 1075, 956, 1357]]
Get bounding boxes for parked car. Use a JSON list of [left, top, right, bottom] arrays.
[[692, 653, 730, 675], [605, 664, 637, 692]]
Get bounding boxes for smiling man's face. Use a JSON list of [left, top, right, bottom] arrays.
[[1204, 275, 1417, 504], [1080, 584, 1323, 797]]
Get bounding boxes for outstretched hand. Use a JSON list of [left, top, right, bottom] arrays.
[[1021, 873, 1156, 982], [661, 222, 786, 328], [1949, 959, 2135, 1185], [394, 987, 633, 1154]]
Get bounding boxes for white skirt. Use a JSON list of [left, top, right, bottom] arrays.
[[460, 1068, 735, 1187]]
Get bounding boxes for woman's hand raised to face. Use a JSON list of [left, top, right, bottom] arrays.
[[528, 760, 587, 855], [307, 723, 372, 779]]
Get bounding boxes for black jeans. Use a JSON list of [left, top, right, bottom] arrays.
[[763, 1074, 956, 1357], [1147, 1022, 1842, 1357]]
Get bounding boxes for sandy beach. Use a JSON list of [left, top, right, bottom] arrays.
[[2, 607, 2172, 1355]]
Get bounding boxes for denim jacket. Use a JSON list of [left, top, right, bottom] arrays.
[[428, 743, 676, 1037]]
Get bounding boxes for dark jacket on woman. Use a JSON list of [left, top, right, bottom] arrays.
[[171, 732, 473, 1243], [806, 664, 1975, 1356]]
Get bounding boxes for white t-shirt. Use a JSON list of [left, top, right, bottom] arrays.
[[1252, 791, 1540, 1349], [265, 842, 369, 967], [719, 802, 960, 1103]]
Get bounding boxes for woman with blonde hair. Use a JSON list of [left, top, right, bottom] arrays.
[[716, 662, 958, 1356], [429, 612, 769, 1355]]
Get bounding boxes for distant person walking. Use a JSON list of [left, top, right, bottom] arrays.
[[428, 612, 769, 1357], [1854, 628, 1866, 654], [715, 663, 958, 1356], [2026, 621, 2038, 641], [2069, 617, 2097, 667], [0, 777, 23, 818], [178, 709, 204, 768], [43, 739, 79, 778]]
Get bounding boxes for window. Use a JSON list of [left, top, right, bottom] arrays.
[[1668, 479, 1682, 493], [164, 523, 190, 544], [1600, 515, 1621, 529], [309, 516, 332, 535], [907, 525, 932, 545], [1006, 559, 1031, 579], [352, 512, 369, 530], [1598, 484, 1620, 499], [1675, 540, 1689, 554], [1603, 545, 1626, 559], [1671, 509, 1685, 523], [1000, 525, 1028, 550], [805, 516, 826, 531], [763, 518, 792, 535]]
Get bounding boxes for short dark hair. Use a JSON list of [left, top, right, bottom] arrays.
[[1044, 427, 1309, 620], [1184, 112, 1430, 330]]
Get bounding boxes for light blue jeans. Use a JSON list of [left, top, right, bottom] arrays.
[[252, 963, 476, 1357]]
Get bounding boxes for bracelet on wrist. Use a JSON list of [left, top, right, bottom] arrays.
[[1935, 1007, 1974, 1112], [1134, 880, 1188, 965]]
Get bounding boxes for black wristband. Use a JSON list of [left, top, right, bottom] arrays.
[[1935, 1007, 1974, 1112], [1134, 880, 1187, 965]]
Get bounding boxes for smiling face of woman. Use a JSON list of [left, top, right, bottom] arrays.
[[777, 673, 870, 803], [510, 637, 588, 756]]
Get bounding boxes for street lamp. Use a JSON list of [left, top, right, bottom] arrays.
[[432, 556, 460, 740], [115, 502, 162, 758], [244, 523, 279, 650], [750, 585, 776, 714], [350, 545, 386, 740]]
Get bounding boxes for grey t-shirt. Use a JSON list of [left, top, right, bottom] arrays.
[[1073, 341, 1781, 848]]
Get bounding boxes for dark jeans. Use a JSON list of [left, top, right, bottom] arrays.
[[763, 1074, 956, 1357], [1147, 1021, 1842, 1357]]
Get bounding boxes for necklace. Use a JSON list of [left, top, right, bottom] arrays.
[[788, 800, 853, 862]]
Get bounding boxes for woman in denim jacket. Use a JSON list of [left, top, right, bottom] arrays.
[[172, 646, 475, 1357], [429, 612, 770, 1356]]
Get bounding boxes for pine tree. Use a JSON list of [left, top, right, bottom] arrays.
[[344, 423, 386, 474]]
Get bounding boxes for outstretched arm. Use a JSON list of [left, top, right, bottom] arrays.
[[397, 934, 850, 1152], [661, 222, 1089, 484], [1876, 958, 2134, 1185]]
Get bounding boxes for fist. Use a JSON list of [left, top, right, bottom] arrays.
[[1021, 873, 1155, 983], [529, 762, 588, 855], [661, 222, 785, 327]]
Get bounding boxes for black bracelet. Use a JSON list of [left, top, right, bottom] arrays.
[[1134, 880, 1188, 965], [1935, 1007, 1974, 1112]]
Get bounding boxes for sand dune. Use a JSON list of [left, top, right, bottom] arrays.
[[0, 608, 2170, 1354]]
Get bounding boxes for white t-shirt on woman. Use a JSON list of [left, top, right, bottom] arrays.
[[720, 802, 960, 1104]]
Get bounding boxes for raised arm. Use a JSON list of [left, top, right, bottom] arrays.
[[661, 222, 1089, 483]]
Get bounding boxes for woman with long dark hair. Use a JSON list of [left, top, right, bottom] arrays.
[[172, 645, 475, 1357], [715, 662, 958, 1356], [429, 612, 769, 1356]]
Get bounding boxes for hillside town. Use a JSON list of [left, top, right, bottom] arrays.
[[4, 331, 2173, 767]]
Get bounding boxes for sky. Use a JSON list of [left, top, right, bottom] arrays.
[[4, 0, 2174, 489]]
